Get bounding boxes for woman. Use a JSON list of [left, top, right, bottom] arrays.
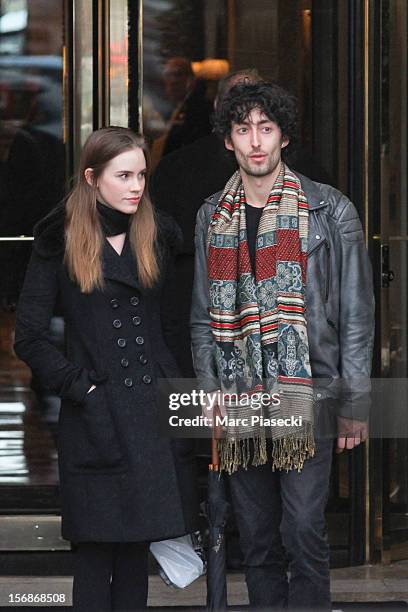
[[14, 127, 197, 611]]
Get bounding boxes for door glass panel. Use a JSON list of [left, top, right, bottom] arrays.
[[381, 0, 408, 559], [73, 0, 93, 152], [0, 0, 65, 504]]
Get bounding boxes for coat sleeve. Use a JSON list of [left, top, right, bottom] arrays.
[[334, 196, 375, 420], [190, 205, 219, 392], [14, 249, 92, 403]]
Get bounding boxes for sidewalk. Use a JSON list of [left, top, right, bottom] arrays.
[[0, 562, 407, 608]]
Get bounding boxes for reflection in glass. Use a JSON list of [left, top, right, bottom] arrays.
[[381, 0, 408, 553], [143, 0, 320, 176], [73, 0, 93, 150], [0, 0, 65, 494], [110, 1, 128, 127], [143, 0, 227, 168]]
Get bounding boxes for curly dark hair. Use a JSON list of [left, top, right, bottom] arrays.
[[213, 81, 298, 162]]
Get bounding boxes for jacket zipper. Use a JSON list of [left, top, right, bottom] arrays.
[[307, 238, 331, 302], [324, 241, 331, 302]]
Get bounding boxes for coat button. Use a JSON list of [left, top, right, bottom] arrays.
[[139, 354, 148, 365], [124, 377, 133, 387], [110, 298, 119, 309], [113, 319, 122, 329], [121, 357, 129, 368], [117, 338, 127, 348], [316, 234, 321, 240], [135, 336, 144, 345], [132, 316, 141, 326], [142, 374, 152, 385], [130, 296, 140, 306]]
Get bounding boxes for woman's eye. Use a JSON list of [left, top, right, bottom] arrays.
[[138, 172, 146, 179], [120, 173, 129, 179]]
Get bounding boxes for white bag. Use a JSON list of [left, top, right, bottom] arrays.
[[150, 534, 205, 589]]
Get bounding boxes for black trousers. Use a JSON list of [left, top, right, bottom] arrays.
[[228, 438, 333, 611], [72, 542, 149, 611]]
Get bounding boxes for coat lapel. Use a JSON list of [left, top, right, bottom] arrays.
[[102, 236, 141, 290]]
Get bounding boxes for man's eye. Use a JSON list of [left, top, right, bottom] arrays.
[[262, 126, 272, 133], [237, 127, 247, 134]]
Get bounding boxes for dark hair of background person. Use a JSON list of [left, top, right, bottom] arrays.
[[215, 68, 262, 107], [213, 81, 298, 163]]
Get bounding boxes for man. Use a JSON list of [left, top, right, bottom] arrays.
[[190, 82, 374, 610]]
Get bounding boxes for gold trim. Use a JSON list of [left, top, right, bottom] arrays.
[[105, 0, 110, 126], [227, 0, 236, 67], [0, 237, 34, 242], [63, 0, 71, 179], [364, 0, 370, 246], [62, 44, 68, 146], [363, 0, 370, 564], [138, 0, 143, 133], [72, 0, 78, 166], [96, 0, 110, 127]]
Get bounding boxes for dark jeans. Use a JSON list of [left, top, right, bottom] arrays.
[[72, 542, 149, 611], [228, 438, 333, 611]]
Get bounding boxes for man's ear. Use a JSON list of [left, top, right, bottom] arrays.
[[225, 136, 234, 152], [84, 168, 95, 187], [281, 136, 289, 150]]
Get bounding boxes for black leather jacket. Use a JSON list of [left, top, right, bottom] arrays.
[[190, 173, 375, 420]]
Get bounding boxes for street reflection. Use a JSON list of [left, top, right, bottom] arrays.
[[0, 0, 64, 494]]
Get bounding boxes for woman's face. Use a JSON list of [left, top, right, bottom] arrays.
[[88, 147, 147, 214]]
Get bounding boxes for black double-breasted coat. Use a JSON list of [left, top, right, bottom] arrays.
[[14, 205, 198, 542]]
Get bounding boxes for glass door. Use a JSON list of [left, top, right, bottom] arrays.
[[378, 0, 408, 562], [0, 0, 67, 550], [0, 0, 130, 552]]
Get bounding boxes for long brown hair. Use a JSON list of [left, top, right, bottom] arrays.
[[64, 127, 159, 293]]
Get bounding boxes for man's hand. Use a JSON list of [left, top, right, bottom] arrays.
[[336, 416, 368, 453]]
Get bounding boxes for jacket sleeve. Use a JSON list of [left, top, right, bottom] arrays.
[[190, 205, 219, 392], [14, 249, 92, 403], [335, 196, 375, 420]]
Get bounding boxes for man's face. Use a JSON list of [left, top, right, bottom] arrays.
[[225, 107, 289, 178]]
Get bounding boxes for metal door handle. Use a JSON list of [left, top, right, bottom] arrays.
[[381, 245, 395, 288]]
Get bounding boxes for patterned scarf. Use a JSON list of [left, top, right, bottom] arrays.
[[207, 163, 315, 474]]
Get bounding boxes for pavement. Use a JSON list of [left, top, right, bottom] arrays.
[[0, 562, 407, 608]]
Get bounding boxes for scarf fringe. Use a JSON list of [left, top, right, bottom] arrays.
[[218, 423, 315, 475]]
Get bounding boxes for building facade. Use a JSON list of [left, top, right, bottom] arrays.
[[0, 0, 407, 567]]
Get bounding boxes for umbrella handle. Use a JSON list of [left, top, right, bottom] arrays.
[[211, 437, 219, 467], [211, 405, 222, 467]]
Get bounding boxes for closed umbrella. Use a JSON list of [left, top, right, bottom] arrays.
[[206, 431, 229, 611]]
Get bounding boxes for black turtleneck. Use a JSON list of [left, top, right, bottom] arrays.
[[245, 203, 263, 272], [96, 201, 132, 236]]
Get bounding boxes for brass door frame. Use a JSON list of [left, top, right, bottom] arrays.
[[67, 0, 129, 173], [366, 0, 408, 564]]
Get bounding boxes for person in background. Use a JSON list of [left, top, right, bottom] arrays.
[[14, 127, 198, 612], [151, 68, 262, 376], [150, 57, 213, 165], [190, 81, 374, 610]]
